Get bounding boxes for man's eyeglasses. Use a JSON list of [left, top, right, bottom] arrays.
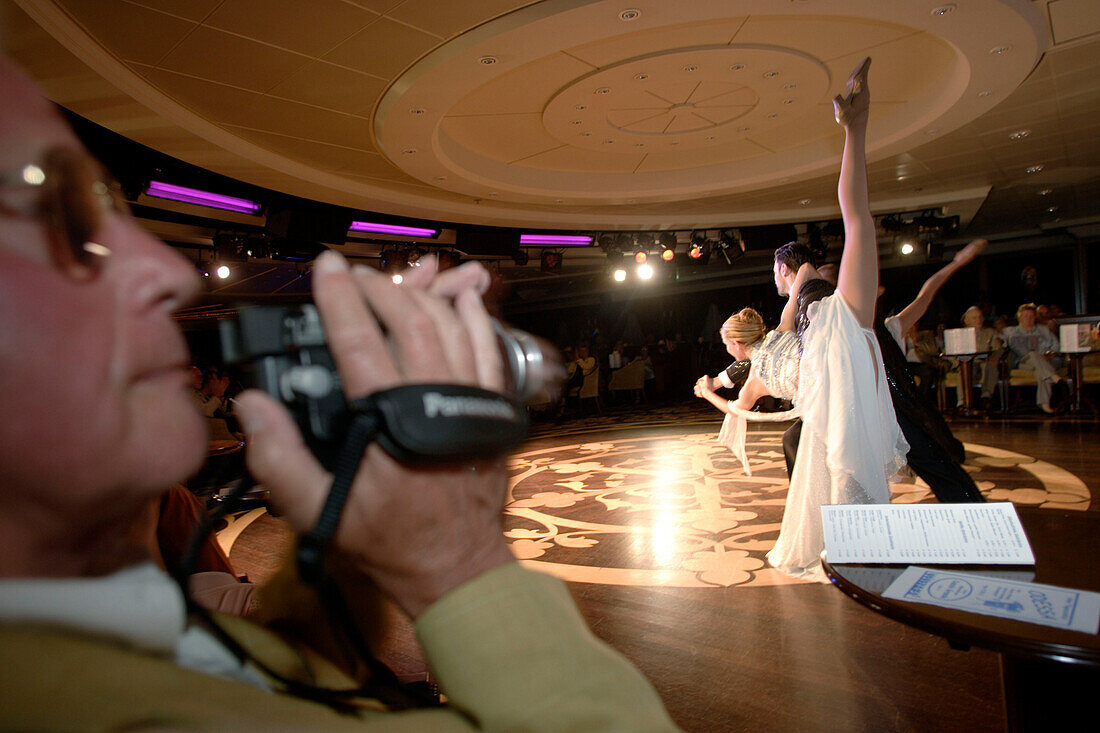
[[0, 146, 123, 279]]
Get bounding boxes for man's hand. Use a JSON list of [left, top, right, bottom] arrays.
[[234, 250, 513, 618]]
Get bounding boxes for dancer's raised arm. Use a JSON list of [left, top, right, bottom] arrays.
[[889, 238, 988, 336], [833, 57, 877, 329]]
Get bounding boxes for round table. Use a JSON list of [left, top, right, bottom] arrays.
[[822, 507, 1100, 731]]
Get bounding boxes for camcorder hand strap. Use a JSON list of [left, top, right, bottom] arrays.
[[179, 383, 527, 710], [297, 382, 528, 582]]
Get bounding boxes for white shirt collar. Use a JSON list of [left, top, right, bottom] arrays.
[[0, 562, 186, 653]]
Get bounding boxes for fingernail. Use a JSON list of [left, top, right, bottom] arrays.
[[315, 249, 349, 273]]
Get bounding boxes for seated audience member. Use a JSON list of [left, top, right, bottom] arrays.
[[955, 306, 1005, 408], [0, 56, 674, 729], [1004, 303, 1062, 413], [192, 367, 230, 417]]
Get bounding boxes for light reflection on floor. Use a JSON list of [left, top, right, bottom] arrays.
[[504, 428, 1090, 588]]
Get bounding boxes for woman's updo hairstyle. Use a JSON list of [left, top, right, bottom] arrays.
[[721, 308, 766, 347]]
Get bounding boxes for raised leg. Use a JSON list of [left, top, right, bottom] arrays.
[[833, 58, 878, 330]]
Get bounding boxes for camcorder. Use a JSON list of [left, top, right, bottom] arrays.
[[219, 304, 563, 467]]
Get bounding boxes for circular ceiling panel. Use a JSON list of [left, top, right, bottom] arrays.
[[373, 0, 1045, 217]]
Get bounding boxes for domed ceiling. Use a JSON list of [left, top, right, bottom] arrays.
[[3, 0, 1098, 233]]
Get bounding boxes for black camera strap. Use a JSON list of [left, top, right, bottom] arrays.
[[297, 383, 528, 581]]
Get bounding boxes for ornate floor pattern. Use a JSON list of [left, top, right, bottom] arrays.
[[504, 424, 1091, 589]]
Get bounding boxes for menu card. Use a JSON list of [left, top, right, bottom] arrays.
[[821, 502, 1035, 565]]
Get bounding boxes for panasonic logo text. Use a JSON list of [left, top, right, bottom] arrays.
[[423, 392, 516, 420]]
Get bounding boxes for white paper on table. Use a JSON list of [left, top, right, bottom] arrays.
[[821, 502, 1034, 565], [883, 566, 1100, 634]]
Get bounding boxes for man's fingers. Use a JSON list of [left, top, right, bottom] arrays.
[[313, 250, 400, 397], [351, 265, 454, 382], [428, 261, 491, 298], [407, 286, 478, 384], [456, 287, 504, 392], [234, 390, 330, 533]]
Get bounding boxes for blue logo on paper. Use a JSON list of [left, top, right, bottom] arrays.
[[928, 578, 973, 602]]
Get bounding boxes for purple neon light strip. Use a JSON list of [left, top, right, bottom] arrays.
[[520, 234, 592, 246], [350, 221, 438, 238], [145, 181, 261, 215]]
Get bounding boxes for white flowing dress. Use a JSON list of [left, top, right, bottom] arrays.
[[761, 294, 908, 582]]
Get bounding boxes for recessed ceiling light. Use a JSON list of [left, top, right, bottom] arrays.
[[627, 199, 635, 203], [575, 104, 586, 111], [705, 135, 717, 141], [1038, 188, 1053, 195], [595, 87, 611, 95], [739, 126, 751, 132], [580, 131, 592, 136], [555, 199, 564, 204], [978, 90, 995, 97], [634, 142, 645, 147], [435, 176, 447, 181], [478, 56, 498, 65], [799, 199, 811, 206], [784, 83, 797, 89], [409, 108, 426, 115], [489, 191, 499, 197], [767, 112, 778, 119], [603, 139, 615, 144], [1009, 129, 1031, 140], [683, 65, 698, 72], [927, 128, 940, 135], [931, 4, 956, 16], [730, 64, 745, 71], [763, 70, 780, 78], [402, 148, 417, 155], [619, 8, 641, 21], [1026, 164, 1044, 173], [634, 73, 649, 80], [989, 45, 1011, 55], [783, 98, 794, 104], [1047, 206, 1058, 213]]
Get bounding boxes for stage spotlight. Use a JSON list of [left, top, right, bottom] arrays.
[[658, 231, 677, 261], [717, 229, 745, 267], [637, 263, 654, 280], [900, 242, 915, 255], [613, 268, 627, 282], [689, 244, 703, 259], [634, 250, 648, 264], [216, 264, 231, 279]]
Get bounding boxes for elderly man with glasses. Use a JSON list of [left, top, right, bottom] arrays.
[[0, 56, 675, 730]]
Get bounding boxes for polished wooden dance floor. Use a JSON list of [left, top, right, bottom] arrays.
[[223, 403, 1099, 732]]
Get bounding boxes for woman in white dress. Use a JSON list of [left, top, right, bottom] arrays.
[[695, 58, 908, 581]]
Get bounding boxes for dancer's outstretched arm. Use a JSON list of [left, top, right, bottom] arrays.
[[890, 238, 988, 336], [834, 58, 877, 329]]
